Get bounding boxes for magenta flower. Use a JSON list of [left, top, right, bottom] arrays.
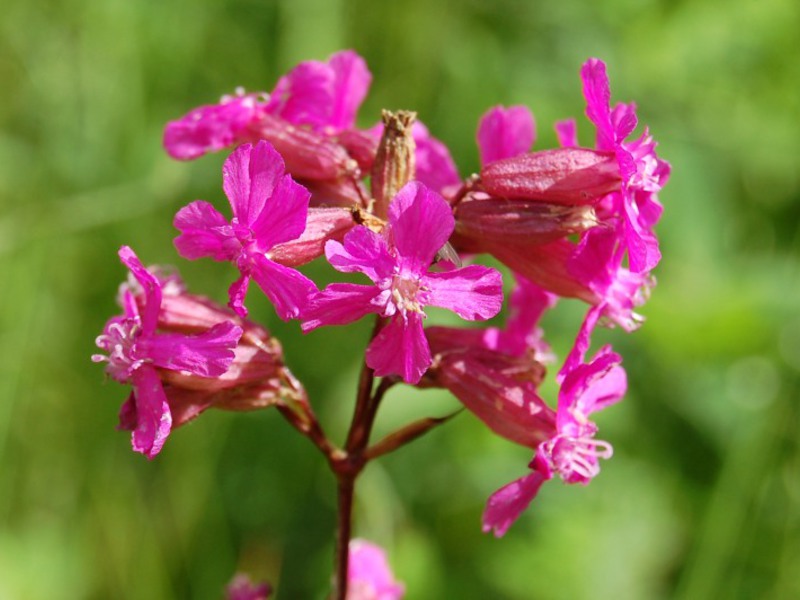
[[266, 49, 371, 135], [174, 140, 317, 320], [302, 181, 503, 384], [581, 58, 670, 273], [347, 539, 405, 600], [92, 247, 242, 459], [164, 91, 267, 161], [482, 306, 626, 536], [476, 105, 535, 165]]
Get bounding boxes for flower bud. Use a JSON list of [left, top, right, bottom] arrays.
[[454, 195, 597, 246], [337, 128, 380, 174], [480, 147, 621, 205], [246, 113, 357, 180], [428, 352, 555, 449], [370, 110, 416, 219], [269, 207, 356, 266]]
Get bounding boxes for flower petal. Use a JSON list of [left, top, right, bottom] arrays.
[[366, 312, 431, 384], [223, 141, 285, 226], [250, 254, 317, 321], [581, 58, 615, 151], [412, 121, 461, 193], [324, 226, 395, 282], [328, 50, 372, 132], [477, 105, 535, 165], [423, 265, 503, 321], [143, 321, 243, 377], [119, 246, 161, 334], [482, 468, 550, 537], [388, 182, 455, 271], [301, 283, 379, 331], [250, 173, 311, 250], [163, 95, 262, 160], [228, 273, 251, 318], [173, 201, 238, 261], [555, 119, 578, 148], [129, 365, 172, 459]]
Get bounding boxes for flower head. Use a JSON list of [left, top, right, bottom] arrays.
[[92, 247, 242, 458], [174, 140, 317, 319], [303, 181, 503, 383], [482, 306, 626, 536], [581, 57, 670, 273]]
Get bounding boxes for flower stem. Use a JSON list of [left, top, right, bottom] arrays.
[[333, 473, 355, 600]]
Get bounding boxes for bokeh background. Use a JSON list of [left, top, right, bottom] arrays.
[[2, 0, 799, 598]]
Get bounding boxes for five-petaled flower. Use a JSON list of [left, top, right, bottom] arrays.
[[173, 140, 317, 320], [92, 246, 242, 459], [302, 181, 504, 384], [482, 306, 626, 536]]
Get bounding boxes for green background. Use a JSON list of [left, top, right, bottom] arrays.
[[1, 0, 799, 598]]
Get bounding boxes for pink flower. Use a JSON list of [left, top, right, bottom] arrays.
[[266, 50, 371, 135], [163, 50, 373, 179], [303, 181, 503, 384], [174, 140, 317, 320], [92, 247, 242, 459], [476, 105, 536, 165], [482, 307, 626, 536], [347, 540, 404, 600], [581, 58, 670, 273], [163, 91, 267, 161]]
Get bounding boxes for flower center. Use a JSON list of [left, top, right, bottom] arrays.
[[389, 273, 425, 316], [543, 433, 613, 483], [92, 317, 145, 383]]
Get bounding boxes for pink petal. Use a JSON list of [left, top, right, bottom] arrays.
[[560, 345, 626, 422], [555, 119, 578, 148], [324, 227, 395, 282], [328, 50, 372, 132], [412, 121, 461, 193], [266, 61, 335, 131], [249, 254, 317, 321], [129, 365, 172, 459], [301, 283, 380, 331], [423, 265, 503, 321], [581, 58, 615, 151], [482, 469, 550, 537], [118, 246, 161, 334], [143, 321, 242, 377], [477, 105, 535, 165], [250, 173, 311, 250], [228, 273, 251, 318], [222, 141, 285, 226], [173, 201, 238, 261], [163, 96, 261, 160], [388, 182, 455, 270], [366, 312, 431, 384]]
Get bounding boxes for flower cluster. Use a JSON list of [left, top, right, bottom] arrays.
[[95, 49, 668, 595]]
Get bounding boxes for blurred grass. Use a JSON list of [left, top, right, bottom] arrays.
[[1, 0, 799, 598]]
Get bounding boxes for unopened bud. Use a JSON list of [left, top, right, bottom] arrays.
[[371, 110, 416, 218], [428, 352, 555, 449], [246, 113, 357, 180], [269, 207, 355, 266], [480, 147, 621, 205], [337, 128, 380, 174], [454, 196, 597, 246]]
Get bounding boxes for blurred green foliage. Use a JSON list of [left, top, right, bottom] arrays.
[[1, 0, 799, 598]]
